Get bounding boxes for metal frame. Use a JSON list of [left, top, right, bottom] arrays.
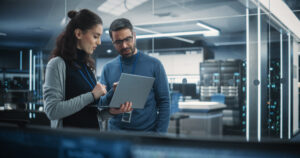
[[247, 0, 295, 141]]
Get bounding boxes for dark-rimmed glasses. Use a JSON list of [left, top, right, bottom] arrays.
[[112, 36, 133, 46]]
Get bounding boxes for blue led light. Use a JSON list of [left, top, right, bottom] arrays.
[[272, 84, 276, 88]]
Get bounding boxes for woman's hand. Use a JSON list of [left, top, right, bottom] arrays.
[[109, 102, 133, 115], [92, 83, 107, 100]]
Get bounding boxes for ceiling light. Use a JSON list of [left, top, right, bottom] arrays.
[[97, 0, 148, 16], [0, 32, 7, 36], [196, 22, 220, 37], [203, 31, 220, 37], [136, 21, 220, 39], [136, 30, 217, 39], [196, 22, 215, 31], [135, 26, 195, 44]]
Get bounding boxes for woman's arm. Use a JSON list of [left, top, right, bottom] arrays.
[[43, 57, 94, 120]]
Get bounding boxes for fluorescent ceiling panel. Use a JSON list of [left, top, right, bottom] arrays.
[[136, 30, 218, 39], [136, 21, 220, 39], [135, 26, 195, 44], [97, 0, 148, 16], [0, 32, 7, 36]]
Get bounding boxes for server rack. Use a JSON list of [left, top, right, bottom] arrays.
[[266, 58, 281, 137], [200, 59, 245, 135]]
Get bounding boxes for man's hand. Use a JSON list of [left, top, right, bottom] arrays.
[[109, 102, 133, 115]]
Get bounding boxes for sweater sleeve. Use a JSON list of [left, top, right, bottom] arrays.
[[154, 61, 170, 133], [96, 64, 115, 121], [43, 57, 94, 120], [98, 64, 114, 108], [98, 88, 114, 107]]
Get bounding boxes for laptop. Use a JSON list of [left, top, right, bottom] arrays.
[[108, 73, 155, 109]]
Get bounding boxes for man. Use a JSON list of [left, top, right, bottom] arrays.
[[99, 18, 170, 133]]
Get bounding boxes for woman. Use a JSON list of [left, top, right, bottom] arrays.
[[43, 9, 132, 129]]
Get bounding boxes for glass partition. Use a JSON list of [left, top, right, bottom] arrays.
[[137, 0, 249, 138], [2, 0, 299, 144], [254, 0, 298, 140], [80, 0, 300, 141]]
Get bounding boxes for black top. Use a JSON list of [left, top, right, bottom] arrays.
[[63, 49, 99, 129]]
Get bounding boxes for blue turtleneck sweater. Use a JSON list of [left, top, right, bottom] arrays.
[[99, 51, 170, 133]]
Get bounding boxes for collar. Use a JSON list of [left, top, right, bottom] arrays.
[[76, 48, 87, 63]]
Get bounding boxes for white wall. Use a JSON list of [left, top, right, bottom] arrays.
[[96, 52, 204, 84], [151, 53, 203, 75], [149, 52, 204, 84]]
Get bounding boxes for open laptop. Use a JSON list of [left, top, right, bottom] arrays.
[[108, 73, 155, 109]]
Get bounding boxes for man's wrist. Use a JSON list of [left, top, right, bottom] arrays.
[[108, 108, 117, 116]]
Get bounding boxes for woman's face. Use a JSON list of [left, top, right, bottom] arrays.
[[75, 24, 103, 55]]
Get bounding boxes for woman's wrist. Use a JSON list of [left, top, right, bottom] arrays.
[[91, 92, 96, 101]]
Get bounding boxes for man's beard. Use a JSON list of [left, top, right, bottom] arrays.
[[120, 45, 136, 58]]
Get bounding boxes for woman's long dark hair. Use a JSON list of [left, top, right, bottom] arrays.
[[50, 9, 102, 70]]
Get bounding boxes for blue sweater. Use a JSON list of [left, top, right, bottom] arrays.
[[99, 51, 170, 133]]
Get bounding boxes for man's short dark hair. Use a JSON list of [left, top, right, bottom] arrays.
[[109, 18, 133, 39]]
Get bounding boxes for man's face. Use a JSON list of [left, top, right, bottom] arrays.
[[111, 28, 136, 58]]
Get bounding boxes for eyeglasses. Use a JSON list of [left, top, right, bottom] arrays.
[[112, 36, 133, 46]]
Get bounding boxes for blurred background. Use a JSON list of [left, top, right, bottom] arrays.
[[1, 0, 300, 157]]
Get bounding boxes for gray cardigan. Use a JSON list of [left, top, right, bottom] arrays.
[[43, 56, 112, 128]]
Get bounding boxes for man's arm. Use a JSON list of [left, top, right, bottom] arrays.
[[98, 65, 114, 107], [96, 65, 115, 121], [98, 88, 114, 107], [154, 62, 170, 133]]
